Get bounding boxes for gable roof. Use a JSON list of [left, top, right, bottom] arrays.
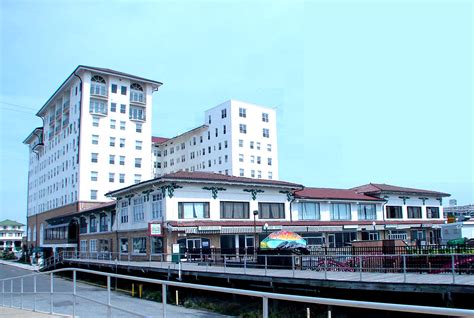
[[351, 183, 450, 197], [0, 219, 25, 226], [106, 171, 303, 196], [294, 188, 384, 202], [152, 136, 169, 144]]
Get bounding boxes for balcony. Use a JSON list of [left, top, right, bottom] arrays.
[[89, 99, 108, 116], [129, 106, 146, 122], [90, 84, 108, 99], [130, 91, 145, 105]]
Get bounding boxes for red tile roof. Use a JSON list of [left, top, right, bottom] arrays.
[[152, 136, 169, 144], [351, 183, 450, 197], [294, 188, 384, 201]]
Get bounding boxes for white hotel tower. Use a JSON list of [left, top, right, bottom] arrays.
[[23, 66, 162, 245], [152, 100, 279, 180]]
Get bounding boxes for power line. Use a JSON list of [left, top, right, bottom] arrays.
[[0, 101, 38, 111]]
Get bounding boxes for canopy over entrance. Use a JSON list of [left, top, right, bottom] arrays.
[[260, 230, 307, 250]]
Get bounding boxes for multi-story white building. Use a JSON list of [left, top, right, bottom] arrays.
[[23, 65, 162, 248], [0, 219, 25, 252], [152, 100, 279, 180]]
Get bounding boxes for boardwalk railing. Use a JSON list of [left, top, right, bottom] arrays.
[[1, 267, 473, 318], [60, 251, 474, 284]]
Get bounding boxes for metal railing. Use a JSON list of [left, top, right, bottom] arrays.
[[59, 251, 474, 285], [1, 267, 473, 318]]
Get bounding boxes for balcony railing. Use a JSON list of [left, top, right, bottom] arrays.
[[90, 84, 107, 98], [130, 91, 145, 104]]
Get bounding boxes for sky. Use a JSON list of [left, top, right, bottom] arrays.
[[0, 0, 472, 223]]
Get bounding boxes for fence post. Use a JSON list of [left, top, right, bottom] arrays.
[[244, 257, 247, 275], [21, 277, 23, 309], [262, 296, 269, 318], [451, 254, 456, 284], [324, 255, 328, 280], [162, 283, 167, 318], [403, 254, 407, 283], [73, 270, 76, 317], [107, 275, 111, 318], [292, 255, 295, 278], [50, 273, 54, 314], [265, 255, 268, 276], [33, 275, 37, 312], [359, 256, 362, 281]]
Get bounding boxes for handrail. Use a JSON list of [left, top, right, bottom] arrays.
[[1, 267, 473, 318]]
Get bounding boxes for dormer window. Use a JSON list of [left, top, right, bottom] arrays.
[[90, 75, 107, 96], [130, 83, 144, 103]]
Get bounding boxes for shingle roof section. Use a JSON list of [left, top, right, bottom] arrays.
[[152, 136, 169, 144], [0, 219, 25, 226], [294, 188, 384, 201], [351, 183, 450, 197]]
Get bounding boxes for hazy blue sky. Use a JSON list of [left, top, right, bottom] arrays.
[[0, 0, 472, 223]]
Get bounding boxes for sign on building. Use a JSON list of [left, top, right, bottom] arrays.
[[148, 223, 162, 236]]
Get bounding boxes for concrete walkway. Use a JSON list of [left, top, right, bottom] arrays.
[[0, 259, 39, 271], [0, 306, 69, 317]]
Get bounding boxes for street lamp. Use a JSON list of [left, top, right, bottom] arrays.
[[253, 210, 258, 253]]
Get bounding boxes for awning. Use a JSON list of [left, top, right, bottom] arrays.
[[45, 215, 75, 226]]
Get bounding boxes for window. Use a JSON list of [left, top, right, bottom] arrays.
[[119, 173, 125, 183], [90, 99, 107, 115], [221, 108, 227, 118], [267, 144, 272, 152], [239, 168, 244, 176], [132, 237, 146, 254], [152, 193, 163, 219], [89, 239, 97, 252], [110, 103, 116, 112], [426, 207, 440, 218], [92, 134, 99, 145], [120, 104, 126, 114], [257, 156, 261, 164], [268, 171, 273, 179], [223, 125, 226, 134], [239, 139, 244, 147], [120, 201, 128, 223], [135, 158, 142, 168], [130, 83, 144, 103], [120, 121, 126, 130], [239, 124, 247, 134], [257, 170, 262, 178], [330, 203, 351, 220], [109, 137, 115, 147], [134, 174, 141, 183], [297, 202, 320, 220], [120, 238, 128, 253], [250, 141, 254, 149], [386, 206, 403, 219], [239, 107, 246, 118], [224, 140, 228, 148], [251, 170, 255, 177], [120, 138, 125, 148], [119, 156, 125, 165], [221, 201, 249, 219], [407, 206, 422, 219], [99, 213, 108, 232], [121, 86, 127, 95], [263, 128, 270, 138], [259, 203, 285, 219], [91, 171, 98, 181], [109, 173, 115, 182], [262, 113, 269, 122], [151, 237, 163, 254], [207, 131, 210, 140], [90, 190, 98, 200], [136, 123, 142, 133], [90, 75, 106, 96], [133, 197, 144, 222], [208, 115, 211, 124], [135, 140, 142, 150], [130, 106, 145, 121], [267, 158, 272, 166], [80, 240, 87, 251], [111, 84, 117, 93], [109, 155, 115, 164], [178, 202, 210, 219], [92, 116, 99, 127], [110, 119, 116, 129], [91, 153, 98, 163], [181, 142, 185, 150], [358, 204, 376, 220], [256, 142, 261, 150], [239, 154, 244, 162]]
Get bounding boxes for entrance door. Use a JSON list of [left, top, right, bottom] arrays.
[[245, 235, 255, 254], [187, 238, 201, 252], [328, 234, 336, 248]]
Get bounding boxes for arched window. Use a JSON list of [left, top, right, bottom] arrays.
[[130, 83, 144, 103], [90, 75, 107, 96]]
